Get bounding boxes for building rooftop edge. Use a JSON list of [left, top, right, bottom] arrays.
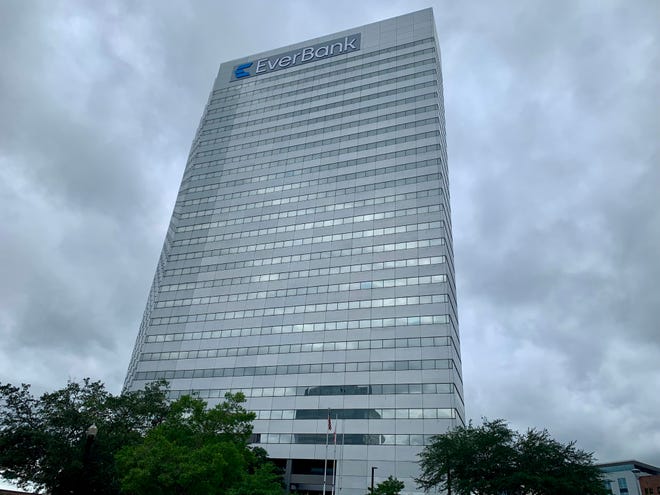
[[218, 8, 435, 69], [597, 460, 660, 474]]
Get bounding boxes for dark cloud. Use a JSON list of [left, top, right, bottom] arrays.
[[1, 1, 658, 482], [441, 0, 660, 465]]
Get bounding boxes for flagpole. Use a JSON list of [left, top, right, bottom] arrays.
[[323, 408, 330, 495], [331, 416, 338, 495], [339, 418, 345, 494]]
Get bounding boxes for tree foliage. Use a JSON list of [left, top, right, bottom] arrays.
[[0, 379, 169, 494], [416, 419, 607, 495], [116, 393, 284, 495], [0, 380, 284, 495], [368, 476, 405, 495]]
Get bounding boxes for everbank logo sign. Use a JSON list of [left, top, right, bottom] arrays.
[[231, 34, 361, 81]]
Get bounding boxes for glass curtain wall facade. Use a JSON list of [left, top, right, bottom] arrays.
[[124, 9, 463, 495]]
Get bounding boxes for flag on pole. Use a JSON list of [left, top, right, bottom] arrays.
[[324, 409, 331, 495]]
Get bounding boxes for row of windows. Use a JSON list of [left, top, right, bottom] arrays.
[[200, 80, 438, 144], [184, 161, 440, 220], [258, 407, 457, 421], [168, 382, 456, 400], [200, 92, 438, 166], [134, 358, 455, 381], [173, 204, 441, 244], [194, 92, 437, 170], [210, 40, 435, 102], [156, 276, 448, 309], [205, 64, 436, 120], [151, 294, 449, 325], [141, 336, 452, 362], [176, 190, 441, 233], [160, 255, 446, 292], [145, 314, 451, 343], [167, 221, 444, 262], [196, 109, 439, 170], [187, 119, 439, 196], [163, 238, 445, 277], [178, 185, 440, 221], [255, 433, 438, 446], [179, 151, 442, 208], [213, 37, 435, 95], [194, 103, 438, 175]]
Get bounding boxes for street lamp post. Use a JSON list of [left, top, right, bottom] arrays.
[[83, 424, 98, 493], [370, 466, 378, 493], [87, 424, 98, 440], [84, 424, 98, 458]]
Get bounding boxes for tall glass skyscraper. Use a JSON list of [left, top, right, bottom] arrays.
[[125, 9, 463, 495]]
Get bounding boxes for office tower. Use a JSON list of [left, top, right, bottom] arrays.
[[124, 9, 463, 495]]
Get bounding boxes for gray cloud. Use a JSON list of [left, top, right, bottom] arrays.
[[1, 0, 658, 478]]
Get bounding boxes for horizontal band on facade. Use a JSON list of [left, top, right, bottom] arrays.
[[133, 358, 458, 382], [163, 238, 446, 277], [145, 314, 453, 343], [150, 293, 449, 325], [255, 407, 458, 421], [191, 92, 438, 172], [159, 265, 447, 294], [141, 335, 454, 362], [167, 382, 460, 400]]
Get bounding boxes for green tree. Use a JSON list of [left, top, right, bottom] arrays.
[[0, 379, 169, 494], [368, 476, 405, 495], [416, 419, 607, 495], [116, 393, 284, 495], [227, 463, 285, 495], [511, 428, 607, 495], [1, 380, 284, 495]]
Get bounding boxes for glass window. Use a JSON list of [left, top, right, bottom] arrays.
[[409, 384, 423, 394], [382, 384, 395, 394], [618, 478, 629, 495], [410, 435, 424, 446], [381, 434, 395, 446], [396, 435, 410, 445]]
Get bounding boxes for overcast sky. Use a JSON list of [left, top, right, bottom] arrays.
[[1, 0, 659, 473]]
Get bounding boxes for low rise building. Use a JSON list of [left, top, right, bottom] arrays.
[[599, 460, 660, 495]]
